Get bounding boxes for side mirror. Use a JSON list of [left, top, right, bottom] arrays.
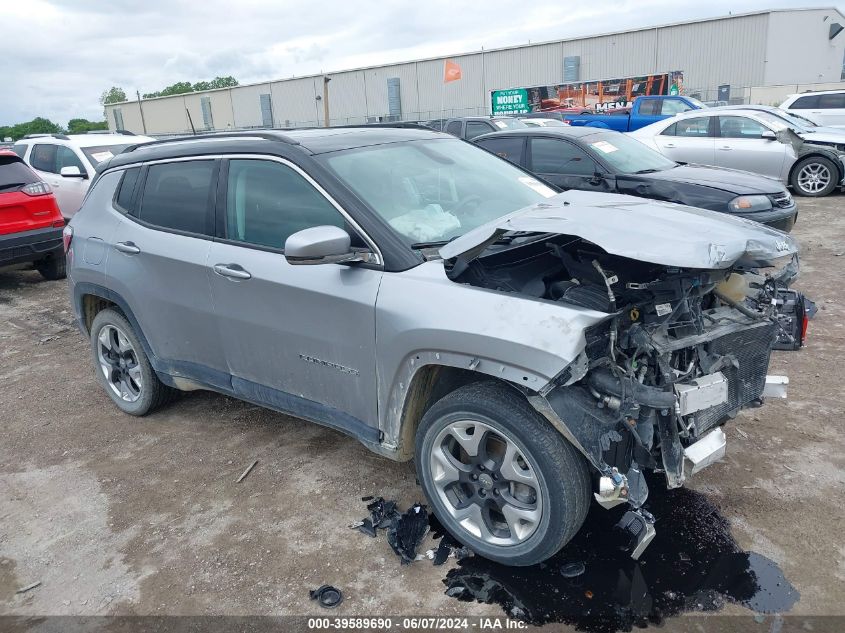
[[60, 166, 86, 178], [760, 130, 777, 141], [284, 225, 368, 266]]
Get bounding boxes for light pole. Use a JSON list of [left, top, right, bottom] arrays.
[[323, 76, 331, 127]]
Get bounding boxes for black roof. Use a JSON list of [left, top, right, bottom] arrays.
[[474, 126, 610, 141], [102, 127, 450, 171]]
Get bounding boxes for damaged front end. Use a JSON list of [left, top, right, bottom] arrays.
[[440, 194, 800, 558]]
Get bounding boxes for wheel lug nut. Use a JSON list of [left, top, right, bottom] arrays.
[[478, 490, 486, 497], [471, 474, 478, 481], [478, 465, 485, 471]]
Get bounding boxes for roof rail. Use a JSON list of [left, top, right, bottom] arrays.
[[122, 130, 300, 153]]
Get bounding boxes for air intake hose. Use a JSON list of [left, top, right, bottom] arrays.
[[588, 369, 676, 409]]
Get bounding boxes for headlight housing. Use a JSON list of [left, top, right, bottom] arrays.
[[728, 195, 773, 213]]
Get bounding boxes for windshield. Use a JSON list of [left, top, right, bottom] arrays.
[[685, 97, 706, 109], [583, 132, 677, 174], [746, 111, 790, 132], [319, 138, 556, 244], [81, 144, 133, 165]]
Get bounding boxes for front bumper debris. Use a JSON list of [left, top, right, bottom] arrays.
[[683, 427, 727, 477]]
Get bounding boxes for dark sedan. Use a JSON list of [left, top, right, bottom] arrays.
[[474, 127, 798, 231]]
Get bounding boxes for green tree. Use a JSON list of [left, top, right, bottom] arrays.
[[159, 81, 194, 97], [140, 76, 239, 100], [100, 86, 127, 105], [0, 117, 64, 141], [67, 118, 108, 134]]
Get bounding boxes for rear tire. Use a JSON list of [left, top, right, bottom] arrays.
[[36, 255, 66, 280], [89, 308, 175, 416], [790, 156, 838, 197], [415, 381, 591, 566]]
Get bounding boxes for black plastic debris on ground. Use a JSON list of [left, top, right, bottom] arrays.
[[387, 503, 430, 565], [309, 584, 343, 609], [442, 473, 799, 632], [356, 496, 400, 538]]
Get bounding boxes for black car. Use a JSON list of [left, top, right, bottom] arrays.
[[474, 127, 798, 231]]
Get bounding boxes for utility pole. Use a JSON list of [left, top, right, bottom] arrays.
[[323, 75, 331, 127], [136, 90, 148, 134]]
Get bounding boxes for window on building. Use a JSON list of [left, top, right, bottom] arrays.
[[225, 159, 348, 250], [200, 97, 214, 130], [530, 137, 597, 175], [139, 160, 216, 235], [259, 93, 274, 127]]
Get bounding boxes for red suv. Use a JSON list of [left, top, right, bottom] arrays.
[[0, 149, 66, 279]]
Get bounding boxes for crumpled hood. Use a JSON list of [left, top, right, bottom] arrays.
[[439, 190, 798, 269]]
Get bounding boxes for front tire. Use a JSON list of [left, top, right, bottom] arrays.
[[791, 156, 838, 197], [415, 382, 591, 566], [89, 309, 174, 416]]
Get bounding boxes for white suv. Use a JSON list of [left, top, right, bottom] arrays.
[[779, 90, 845, 128], [13, 132, 153, 219]]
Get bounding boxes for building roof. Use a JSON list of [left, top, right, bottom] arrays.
[[107, 7, 844, 107]]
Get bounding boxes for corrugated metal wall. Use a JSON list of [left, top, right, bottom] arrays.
[[106, 10, 836, 134]]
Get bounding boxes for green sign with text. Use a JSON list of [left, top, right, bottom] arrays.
[[491, 88, 530, 115]]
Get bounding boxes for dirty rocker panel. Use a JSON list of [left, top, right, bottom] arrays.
[[72, 283, 381, 447]]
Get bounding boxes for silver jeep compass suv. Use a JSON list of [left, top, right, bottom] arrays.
[[66, 128, 797, 565]]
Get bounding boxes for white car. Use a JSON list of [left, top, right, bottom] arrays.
[[629, 109, 845, 197], [13, 132, 153, 218], [779, 90, 845, 128]]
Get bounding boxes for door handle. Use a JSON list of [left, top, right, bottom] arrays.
[[213, 264, 252, 280], [114, 241, 141, 254], [718, 146, 732, 151], [664, 143, 676, 148]]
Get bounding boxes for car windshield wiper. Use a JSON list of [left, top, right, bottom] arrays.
[[410, 237, 457, 249], [633, 168, 662, 174], [0, 182, 25, 191]]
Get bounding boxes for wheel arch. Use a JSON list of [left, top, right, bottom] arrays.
[[386, 354, 538, 461], [789, 150, 843, 185]]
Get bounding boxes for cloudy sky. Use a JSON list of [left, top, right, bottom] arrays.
[[0, 0, 833, 126]]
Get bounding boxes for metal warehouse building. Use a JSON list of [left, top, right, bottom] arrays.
[[106, 7, 845, 135]]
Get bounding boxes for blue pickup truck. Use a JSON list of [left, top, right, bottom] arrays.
[[563, 95, 705, 131]]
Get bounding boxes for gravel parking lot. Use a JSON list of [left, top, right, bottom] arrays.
[[1, 196, 844, 627]]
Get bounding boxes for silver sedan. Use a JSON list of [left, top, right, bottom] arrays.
[[629, 109, 845, 196]]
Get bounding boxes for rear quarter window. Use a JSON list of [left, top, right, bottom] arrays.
[[114, 167, 141, 214]]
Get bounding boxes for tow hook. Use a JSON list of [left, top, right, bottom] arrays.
[[617, 508, 656, 560]]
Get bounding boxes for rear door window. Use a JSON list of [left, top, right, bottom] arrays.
[[817, 93, 845, 109], [446, 121, 463, 137], [637, 100, 661, 116], [476, 136, 525, 165], [672, 117, 713, 137], [138, 160, 217, 235], [790, 95, 819, 109], [465, 121, 495, 139], [30, 144, 58, 173]]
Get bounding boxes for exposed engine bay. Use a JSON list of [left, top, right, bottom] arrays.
[[446, 231, 798, 557]]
